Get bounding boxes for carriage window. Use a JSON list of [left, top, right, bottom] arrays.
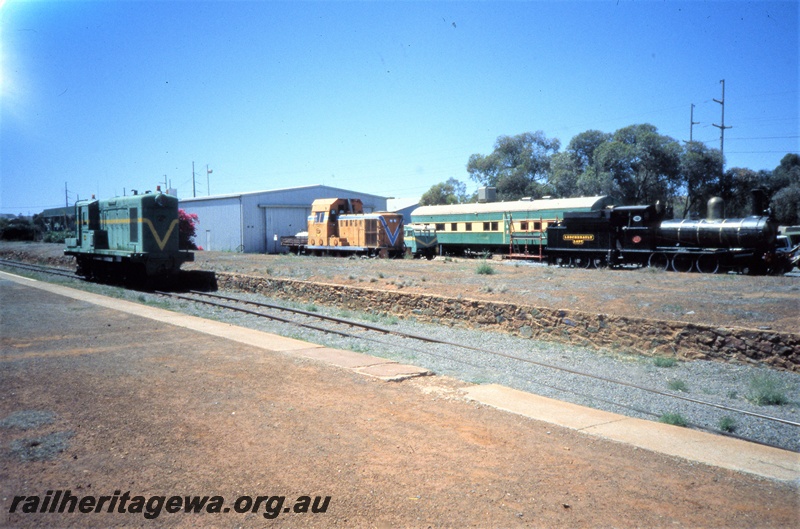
[[491, 222, 498, 231], [435, 223, 445, 231], [533, 221, 541, 230], [483, 222, 490, 231], [129, 208, 138, 243], [520, 221, 528, 230], [465, 223, 472, 232], [451, 223, 457, 231]]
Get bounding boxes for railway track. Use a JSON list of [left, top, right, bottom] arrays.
[[0, 258, 83, 281], [157, 289, 799, 451], [2, 257, 798, 452]]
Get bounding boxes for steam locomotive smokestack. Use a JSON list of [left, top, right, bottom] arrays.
[[751, 189, 767, 216]]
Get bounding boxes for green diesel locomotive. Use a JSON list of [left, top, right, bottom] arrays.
[[65, 188, 193, 282]]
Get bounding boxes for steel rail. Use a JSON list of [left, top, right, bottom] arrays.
[[185, 290, 800, 429], [0, 259, 82, 280], [2, 259, 796, 435]]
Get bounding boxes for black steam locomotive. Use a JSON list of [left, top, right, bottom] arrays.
[[546, 195, 786, 274]]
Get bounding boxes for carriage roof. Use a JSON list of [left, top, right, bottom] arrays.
[[411, 196, 613, 217]]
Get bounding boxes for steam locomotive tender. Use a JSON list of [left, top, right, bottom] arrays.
[[546, 196, 782, 274], [281, 198, 405, 258], [65, 188, 193, 282]]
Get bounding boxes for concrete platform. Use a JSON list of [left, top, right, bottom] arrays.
[[2, 270, 798, 483], [292, 347, 432, 380], [465, 384, 800, 483]]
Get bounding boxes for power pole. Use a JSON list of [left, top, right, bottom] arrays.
[[713, 79, 732, 168], [65, 182, 69, 208], [689, 103, 700, 142], [192, 161, 196, 197]]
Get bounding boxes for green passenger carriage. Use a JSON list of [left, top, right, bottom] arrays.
[[409, 196, 614, 257]]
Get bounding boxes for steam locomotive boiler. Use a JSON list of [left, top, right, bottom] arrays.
[[546, 195, 783, 274]]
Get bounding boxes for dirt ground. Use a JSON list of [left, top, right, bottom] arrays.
[[2, 242, 797, 333], [1, 277, 798, 528]]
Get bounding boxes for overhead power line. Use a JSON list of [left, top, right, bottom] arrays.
[[727, 150, 799, 154], [726, 135, 799, 141]]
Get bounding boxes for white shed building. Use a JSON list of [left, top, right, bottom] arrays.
[[179, 185, 389, 254]]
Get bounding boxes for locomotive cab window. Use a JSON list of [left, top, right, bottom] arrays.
[[129, 208, 138, 243]]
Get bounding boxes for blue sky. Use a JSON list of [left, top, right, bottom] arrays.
[[1, 0, 797, 215]]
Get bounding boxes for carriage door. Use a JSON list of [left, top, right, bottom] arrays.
[[365, 218, 378, 246]]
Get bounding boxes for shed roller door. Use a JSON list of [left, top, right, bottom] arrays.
[[265, 207, 310, 253]]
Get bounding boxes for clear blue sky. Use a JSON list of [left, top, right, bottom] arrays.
[[1, 0, 797, 215]]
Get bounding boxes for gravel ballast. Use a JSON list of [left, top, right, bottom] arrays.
[[155, 288, 800, 453], [2, 255, 798, 454]]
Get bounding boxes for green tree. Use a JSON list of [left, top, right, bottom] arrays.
[[678, 141, 723, 218], [594, 124, 681, 206], [720, 167, 771, 217], [548, 151, 581, 198], [769, 154, 800, 225], [0, 217, 37, 241], [419, 178, 468, 206], [566, 129, 611, 171], [467, 131, 560, 201], [771, 185, 800, 225]]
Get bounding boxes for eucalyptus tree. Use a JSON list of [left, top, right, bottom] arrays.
[[467, 131, 561, 201], [719, 167, 771, 217], [594, 124, 682, 206], [678, 141, 723, 217], [550, 130, 613, 198], [769, 153, 800, 225], [419, 177, 469, 206]]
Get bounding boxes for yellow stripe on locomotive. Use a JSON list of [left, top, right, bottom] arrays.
[[64, 188, 193, 279]]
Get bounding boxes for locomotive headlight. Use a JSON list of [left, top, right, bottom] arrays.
[[155, 193, 167, 207]]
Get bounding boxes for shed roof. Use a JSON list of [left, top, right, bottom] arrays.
[[41, 206, 72, 217], [179, 184, 389, 204]]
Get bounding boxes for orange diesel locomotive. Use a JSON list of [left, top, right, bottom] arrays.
[[281, 198, 404, 257]]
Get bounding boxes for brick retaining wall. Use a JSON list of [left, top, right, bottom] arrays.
[[216, 272, 800, 372]]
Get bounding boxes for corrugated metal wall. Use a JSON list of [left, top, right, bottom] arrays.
[[183, 196, 242, 252], [180, 185, 388, 254]]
